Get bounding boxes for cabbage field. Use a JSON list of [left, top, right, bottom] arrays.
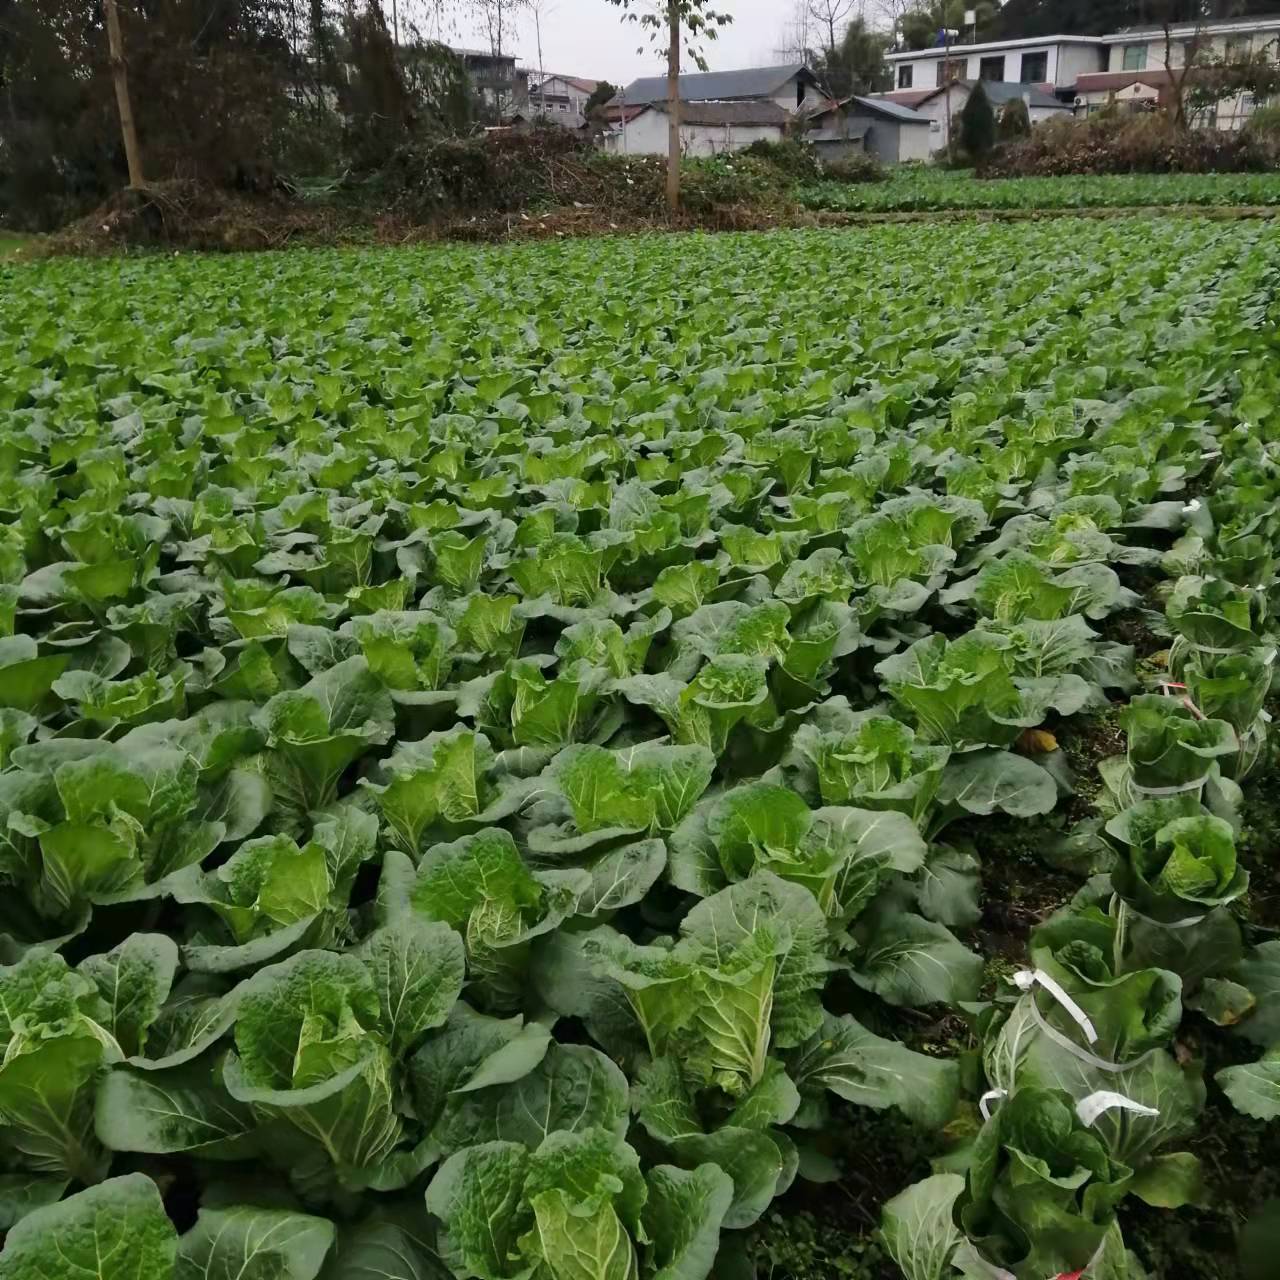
[[1, 219, 1279, 1280], [798, 169, 1280, 213]]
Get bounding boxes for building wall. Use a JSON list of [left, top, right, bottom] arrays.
[[532, 77, 594, 115], [895, 122, 933, 162], [602, 111, 784, 156], [891, 40, 1103, 91], [769, 76, 825, 113], [814, 138, 866, 163], [1106, 27, 1280, 72], [1058, 43, 1109, 83], [917, 84, 1068, 152], [1076, 80, 1268, 130]]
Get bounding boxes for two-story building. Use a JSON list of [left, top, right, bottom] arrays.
[[528, 74, 600, 119], [1076, 16, 1280, 128], [883, 34, 1107, 105], [879, 17, 1280, 130], [452, 47, 529, 114]]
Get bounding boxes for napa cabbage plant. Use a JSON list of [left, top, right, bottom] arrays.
[[222, 929, 464, 1183], [667, 782, 925, 927], [875, 631, 1091, 749], [883, 1089, 1137, 1280], [426, 1127, 733, 1280]]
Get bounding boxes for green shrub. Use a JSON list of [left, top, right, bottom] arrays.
[[821, 151, 886, 184], [741, 138, 823, 181], [998, 97, 1031, 141], [1244, 103, 1280, 138], [959, 83, 997, 161], [680, 155, 789, 213], [984, 111, 1280, 177]]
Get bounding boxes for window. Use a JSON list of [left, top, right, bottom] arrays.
[[1020, 51, 1048, 83], [1122, 44, 1148, 71], [898, 64, 914, 89], [935, 58, 964, 88], [979, 55, 1005, 81], [1226, 36, 1250, 63]]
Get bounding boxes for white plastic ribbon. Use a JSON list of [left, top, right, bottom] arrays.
[[1075, 1090, 1160, 1127], [1015, 968, 1160, 1075], [979, 1088, 1007, 1121], [1022, 997, 1159, 1075], [1014, 969, 1098, 1043]]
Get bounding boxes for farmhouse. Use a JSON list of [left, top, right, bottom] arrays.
[[601, 100, 790, 157], [613, 64, 824, 115], [879, 14, 1280, 128], [602, 63, 823, 158], [883, 33, 1105, 100], [1077, 15, 1280, 128], [914, 80, 1071, 153], [807, 96, 932, 164], [528, 74, 600, 119], [451, 46, 529, 112]]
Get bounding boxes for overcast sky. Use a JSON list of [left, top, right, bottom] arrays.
[[438, 1, 824, 88]]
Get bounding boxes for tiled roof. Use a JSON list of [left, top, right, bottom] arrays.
[[617, 64, 814, 106], [919, 80, 1067, 110]]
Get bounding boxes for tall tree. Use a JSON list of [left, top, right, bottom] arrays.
[[898, 0, 997, 52], [603, 0, 732, 215], [469, 0, 529, 116], [584, 80, 620, 114], [103, 0, 144, 186], [958, 79, 996, 157], [817, 17, 892, 97], [808, 0, 856, 68], [984, 0, 1278, 39]]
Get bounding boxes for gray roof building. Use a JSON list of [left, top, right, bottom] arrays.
[[916, 79, 1066, 111], [616, 64, 819, 107], [809, 95, 931, 126]]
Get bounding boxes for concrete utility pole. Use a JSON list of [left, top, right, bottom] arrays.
[[667, 0, 681, 214], [942, 25, 958, 156], [104, 0, 145, 188]]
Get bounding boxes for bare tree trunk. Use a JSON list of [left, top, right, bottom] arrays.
[[1163, 23, 1185, 129], [104, 0, 145, 187], [534, 3, 545, 115], [667, 0, 680, 215]]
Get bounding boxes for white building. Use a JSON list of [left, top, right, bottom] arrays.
[[601, 101, 789, 158], [914, 80, 1071, 153], [883, 35, 1106, 97], [807, 96, 932, 164], [880, 17, 1280, 131], [1076, 16, 1280, 128], [527, 74, 600, 118]]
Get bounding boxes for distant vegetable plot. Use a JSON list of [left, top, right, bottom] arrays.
[[1, 220, 1280, 1280], [799, 167, 1280, 213]]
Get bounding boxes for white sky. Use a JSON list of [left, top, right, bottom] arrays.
[[432, 1, 821, 88]]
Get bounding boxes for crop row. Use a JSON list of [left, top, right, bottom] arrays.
[[797, 169, 1280, 213]]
